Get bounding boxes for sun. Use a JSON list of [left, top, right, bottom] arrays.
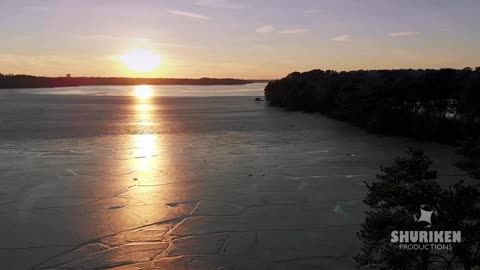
[[120, 48, 162, 72]]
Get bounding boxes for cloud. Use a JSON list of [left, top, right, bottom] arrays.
[[195, 0, 247, 9], [388, 32, 419, 37], [256, 25, 274, 34], [167, 9, 210, 20], [304, 9, 321, 14], [332, 34, 352, 42], [279, 28, 310, 34], [154, 42, 203, 49], [71, 34, 120, 41]]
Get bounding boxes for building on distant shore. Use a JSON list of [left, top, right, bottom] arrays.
[[66, 74, 71, 78]]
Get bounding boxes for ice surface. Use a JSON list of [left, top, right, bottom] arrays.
[[0, 89, 470, 269]]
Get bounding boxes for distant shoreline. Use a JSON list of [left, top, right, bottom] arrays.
[[0, 74, 271, 89]]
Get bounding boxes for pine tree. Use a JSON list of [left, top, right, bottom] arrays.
[[356, 148, 480, 269]]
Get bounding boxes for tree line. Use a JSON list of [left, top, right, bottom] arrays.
[[265, 68, 480, 144], [265, 68, 480, 178], [0, 73, 252, 88]]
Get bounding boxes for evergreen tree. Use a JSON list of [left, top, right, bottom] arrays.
[[356, 149, 480, 270]]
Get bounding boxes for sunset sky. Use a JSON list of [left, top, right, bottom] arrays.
[[1, 0, 479, 79]]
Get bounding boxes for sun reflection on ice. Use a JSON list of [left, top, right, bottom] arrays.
[[132, 92, 159, 172], [133, 134, 158, 172], [136, 103, 154, 127], [128, 86, 168, 183], [134, 85, 154, 100]]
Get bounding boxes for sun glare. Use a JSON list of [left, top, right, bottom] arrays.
[[134, 85, 153, 99], [120, 48, 162, 72]]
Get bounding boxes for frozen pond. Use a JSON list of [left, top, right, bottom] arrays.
[[0, 86, 467, 269]]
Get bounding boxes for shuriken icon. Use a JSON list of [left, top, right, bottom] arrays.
[[414, 204, 436, 228]]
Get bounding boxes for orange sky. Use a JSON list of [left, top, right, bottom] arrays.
[[1, 0, 479, 79]]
